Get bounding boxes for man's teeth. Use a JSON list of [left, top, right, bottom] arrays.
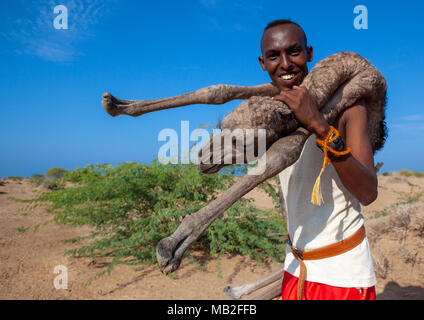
[[281, 74, 295, 80]]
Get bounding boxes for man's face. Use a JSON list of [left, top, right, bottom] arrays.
[[258, 24, 313, 91]]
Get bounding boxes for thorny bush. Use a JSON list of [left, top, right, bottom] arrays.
[[23, 161, 286, 284]]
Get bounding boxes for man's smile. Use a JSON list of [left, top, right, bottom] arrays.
[[281, 74, 295, 80], [275, 71, 303, 88], [280, 72, 299, 81]]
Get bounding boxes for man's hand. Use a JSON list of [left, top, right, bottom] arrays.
[[273, 86, 330, 139], [275, 87, 378, 206]]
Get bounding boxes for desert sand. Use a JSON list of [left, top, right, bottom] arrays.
[[0, 172, 423, 300]]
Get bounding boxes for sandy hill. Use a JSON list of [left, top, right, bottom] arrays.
[[0, 172, 423, 300]]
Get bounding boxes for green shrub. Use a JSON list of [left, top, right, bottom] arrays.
[[25, 161, 286, 282], [8, 176, 24, 180], [398, 170, 424, 178], [29, 174, 45, 186], [16, 226, 29, 233], [45, 167, 68, 179]]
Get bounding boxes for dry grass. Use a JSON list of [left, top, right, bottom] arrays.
[[382, 170, 424, 178]]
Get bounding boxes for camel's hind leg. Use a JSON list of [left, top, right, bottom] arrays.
[[224, 265, 284, 299]]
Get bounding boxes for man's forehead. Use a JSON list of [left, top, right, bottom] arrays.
[[261, 24, 307, 52]]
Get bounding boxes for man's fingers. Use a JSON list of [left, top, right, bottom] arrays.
[[281, 88, 301, 97], [273, 92, 293, 100], [273, 93, 296, 105], [293, 85, 308, 92], [273, 90, 298, 104]]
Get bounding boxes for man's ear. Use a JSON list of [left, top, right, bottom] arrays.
[[307, 46, 313, 62], [258, 56, 267, 71]]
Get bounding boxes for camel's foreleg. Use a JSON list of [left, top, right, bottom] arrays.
[[156, 128, 310, 275], [102, 83, 278, 117], [156, 80, 355, 275]]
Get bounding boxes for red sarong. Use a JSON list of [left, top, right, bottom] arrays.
[[281, 271, 376, 300]]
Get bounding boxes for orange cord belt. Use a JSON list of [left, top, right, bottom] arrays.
[[287, 225, 366, 300]]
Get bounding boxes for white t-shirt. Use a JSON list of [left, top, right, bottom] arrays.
[[278, 135, 376, 288]]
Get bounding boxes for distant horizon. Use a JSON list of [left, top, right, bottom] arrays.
[[1, 0, 424, 177], [2, 161, 424, 179]]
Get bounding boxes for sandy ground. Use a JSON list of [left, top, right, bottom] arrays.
[[0, 173, 423, 300]]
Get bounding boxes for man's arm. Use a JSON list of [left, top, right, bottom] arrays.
[[330, 102, 378, 205], [273, 87, 378, 206]]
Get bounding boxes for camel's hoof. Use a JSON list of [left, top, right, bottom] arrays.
[[156, 236, 183, 275], [102, 92, 120, 117], [224, 286, 242, 299], [162, 260, 181, 275], [156, 237, 174, 269]]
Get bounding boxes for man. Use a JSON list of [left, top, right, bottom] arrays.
[[258, 19, 377, 300]]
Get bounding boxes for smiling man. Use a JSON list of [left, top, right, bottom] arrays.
[[258, 19, 378, 300]]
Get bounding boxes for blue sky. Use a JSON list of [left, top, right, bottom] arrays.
[[0, 0, 423, 177]]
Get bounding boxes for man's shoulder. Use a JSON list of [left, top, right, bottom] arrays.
[[338, 99, 369, 136], [340, 99, 367, 123]]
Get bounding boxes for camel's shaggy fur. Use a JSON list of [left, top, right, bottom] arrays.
[[198, 52, 387, 173]]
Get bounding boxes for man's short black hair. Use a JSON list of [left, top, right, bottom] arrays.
[[263, 19, 308, 47], [264, 19, 302, 32]]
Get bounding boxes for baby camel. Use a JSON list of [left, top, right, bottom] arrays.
[[102, 51, 387, 299]]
